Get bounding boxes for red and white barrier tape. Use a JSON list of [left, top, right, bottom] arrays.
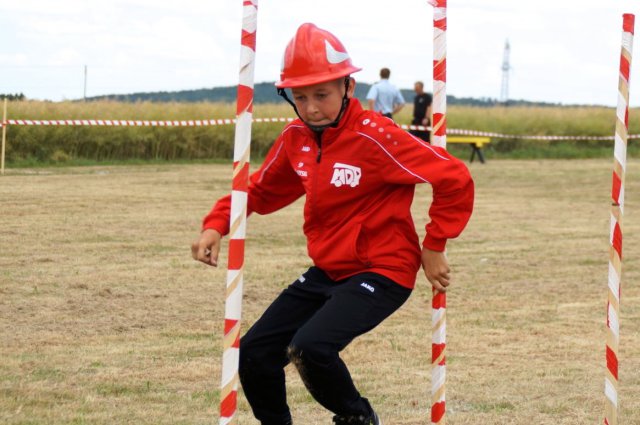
[[0, 118, 637, 141], [442, 128, 640, 140], [0, 117, 291, 127]]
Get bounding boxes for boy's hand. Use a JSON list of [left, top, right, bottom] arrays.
[[421, 248, 451, 293], [191, 229, 222, 267]]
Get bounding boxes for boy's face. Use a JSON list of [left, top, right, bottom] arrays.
[[291, 78, 355, 127]]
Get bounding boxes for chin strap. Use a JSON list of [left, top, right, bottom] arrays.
[[277, 77, 351, 133]]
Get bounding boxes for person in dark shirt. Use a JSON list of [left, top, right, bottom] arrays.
[[410, 81, 432, 142]]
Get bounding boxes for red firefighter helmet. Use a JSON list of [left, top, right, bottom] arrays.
[[276, 23, 362, 89]]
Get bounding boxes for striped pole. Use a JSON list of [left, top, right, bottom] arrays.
[[1, 98, 7, 175], [428, 1, 447, 424], [604, 13, 634, 425], [430, 0, 447, 150], [219, 1, 257, 424]]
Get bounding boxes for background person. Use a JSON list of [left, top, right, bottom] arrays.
[[366, 67, 405, 119], [192, 23, 474, 425], [410, 80, 433, 142]]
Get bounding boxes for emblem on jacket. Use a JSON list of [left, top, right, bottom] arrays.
[[330, 162, 361, 187], [296, 162, 308, 177]]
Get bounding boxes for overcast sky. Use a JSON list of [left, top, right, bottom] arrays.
[[1, 0, 639, 106]]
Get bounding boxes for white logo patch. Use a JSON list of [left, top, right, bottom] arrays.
[[325, 40, 350, 64], [302, 146, 311, 152], [296, 162, 307, 177], [330, 162, 361, 188], [360, 282, 375, 293]]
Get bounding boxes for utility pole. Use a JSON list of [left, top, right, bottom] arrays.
[[500, 39, 511, 104], [83, 65, 88, 101]]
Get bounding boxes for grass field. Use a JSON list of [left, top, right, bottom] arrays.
[[2, 159, 640, 424], [3, 100, 640, 164]]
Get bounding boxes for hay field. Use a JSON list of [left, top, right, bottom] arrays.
[[1, 159, 640, 424]]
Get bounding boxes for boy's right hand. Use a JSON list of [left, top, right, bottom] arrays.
[[191, 229, 222, 267]]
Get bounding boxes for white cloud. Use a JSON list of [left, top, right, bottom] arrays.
[[48, 48, 83, 66], [1, 0, 639, 104], [0, 53, 29, 66]]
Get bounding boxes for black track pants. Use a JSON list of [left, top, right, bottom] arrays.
[[238, 267, 412, 424]]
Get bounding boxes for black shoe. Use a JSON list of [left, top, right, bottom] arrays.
[[332, 409, 381, 425]]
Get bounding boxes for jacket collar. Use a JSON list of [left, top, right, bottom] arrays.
[[300, 98, 362, 143]]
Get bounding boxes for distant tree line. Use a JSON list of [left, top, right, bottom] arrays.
[[2, 93, 26, 101], [84, 83, 566, 108]]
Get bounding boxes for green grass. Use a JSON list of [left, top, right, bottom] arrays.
[[2, 100, 639, 165], [7, 157, 233, 168]]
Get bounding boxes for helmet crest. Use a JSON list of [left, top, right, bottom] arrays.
[[324, 40, 350, 64], [276, 23, 362, 89]]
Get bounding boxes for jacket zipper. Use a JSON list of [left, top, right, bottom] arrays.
[[315, 131, 323, 163], [310, 131, 322, 232]]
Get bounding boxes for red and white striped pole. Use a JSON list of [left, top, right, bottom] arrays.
[[604, 13, 634, 425], [429, 0, 447, 150], [428, 0, 447, 424], [219, 1, 258, 424]]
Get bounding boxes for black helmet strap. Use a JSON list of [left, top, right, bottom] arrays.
[[277, 77, 351, 133]]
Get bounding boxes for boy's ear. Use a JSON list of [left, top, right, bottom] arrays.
[[347, 77, 356, 97]]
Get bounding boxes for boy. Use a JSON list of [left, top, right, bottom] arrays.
[[192, 23, 474, 425]]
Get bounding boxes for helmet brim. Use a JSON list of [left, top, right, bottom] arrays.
[[275, 66, 362, 89]]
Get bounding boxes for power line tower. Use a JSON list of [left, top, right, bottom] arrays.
[[500, 39, 511, 104]]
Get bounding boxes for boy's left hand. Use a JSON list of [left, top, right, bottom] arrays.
[[421, 248, 450, 293]]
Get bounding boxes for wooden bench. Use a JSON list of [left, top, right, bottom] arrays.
[[446, 136, 491, 163]]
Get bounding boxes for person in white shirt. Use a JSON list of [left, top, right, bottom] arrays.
[[366, 67, 405, 119]]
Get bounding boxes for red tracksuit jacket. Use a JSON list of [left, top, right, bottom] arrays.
[[203, 99, 474, 288]]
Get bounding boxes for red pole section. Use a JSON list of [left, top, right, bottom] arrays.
[[219, 1, 258, 424], [604, 13, 634, 425]]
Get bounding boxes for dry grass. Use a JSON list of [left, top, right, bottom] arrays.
[[1, 159, 640, 424]]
